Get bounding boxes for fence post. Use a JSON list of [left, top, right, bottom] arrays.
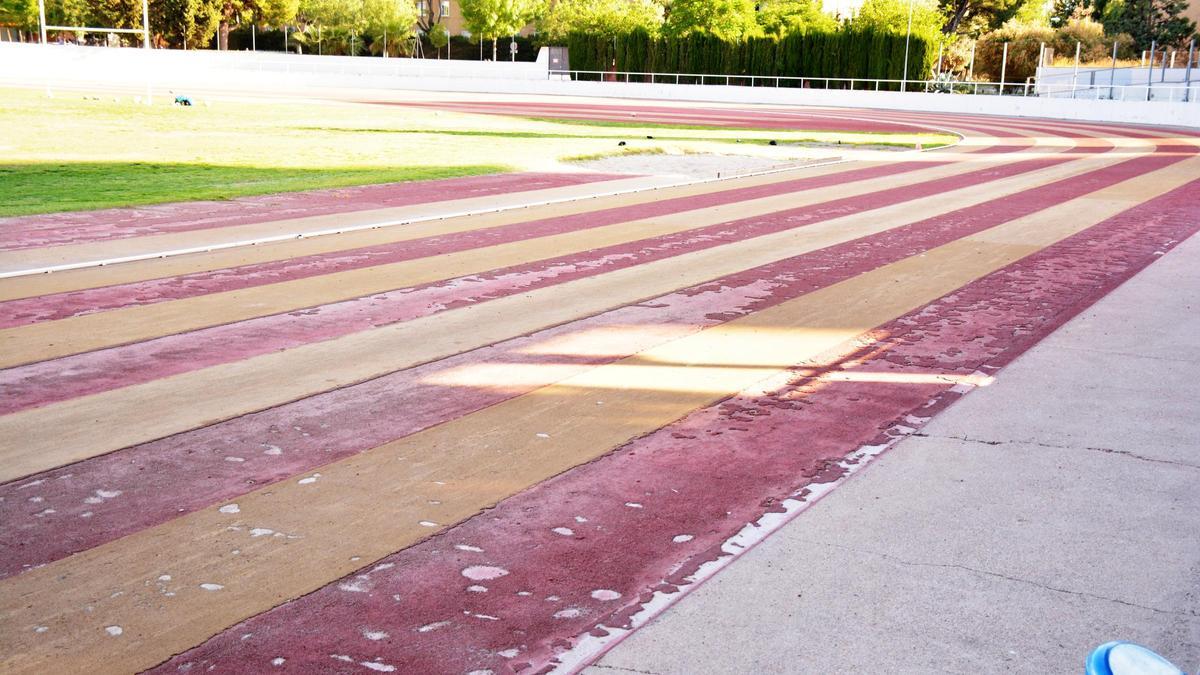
[[1071, 41, 1080, 98], [1109, 40, 1118, 99], [999, 41, 1008, 95], [1185, 39, 1195, 103], [1146, 40, 1155, 101]]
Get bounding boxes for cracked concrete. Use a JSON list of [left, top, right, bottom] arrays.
[[589, 226, 1200, 673], [914, 432, 1200, 470]]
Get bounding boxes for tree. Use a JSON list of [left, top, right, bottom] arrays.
[[428, 21, 450, 56], [663, 0, 760, 41], [756, 0, 836, 35], [292, 0, 361, 53], [362, 0, 417, 55], [538, 0, 664, 42], [213, 0, 297, 50], [1108, 0, 1195, 46], [853, 0, 944, 37], [0, 0, 39, 32], [459, 0, 543, 59], [939, 0, 1037, 35], [152, 0, 223, 47]]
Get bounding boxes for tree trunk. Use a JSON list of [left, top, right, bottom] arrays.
[[218, 20, 230, 50], [943, 0, 970, 34]]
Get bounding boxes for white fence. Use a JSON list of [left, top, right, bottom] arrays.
[[1, 42, 1198, 128], [1036, 66, 1198, 102]]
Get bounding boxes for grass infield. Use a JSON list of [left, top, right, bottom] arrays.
[[0, 88, 956, 216]]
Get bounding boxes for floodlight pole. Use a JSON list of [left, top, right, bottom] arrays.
[[38, 0, 47, 43], [901, 0, 913, 92], [141, 0, 150, 48]]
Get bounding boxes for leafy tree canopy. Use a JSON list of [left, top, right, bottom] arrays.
[[939, 0, 1037, 35], [663, 0, 761, 41], [459, 0, 544, 41], [1106, 0, 1196, 46], [853, 0, 945, 37], [538, 0, 665, 41], [756, 0, 837, 35]]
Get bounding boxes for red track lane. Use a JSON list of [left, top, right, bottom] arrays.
[[8, 141, 1186, 580], [0, 172, 627, 252], [4, 150, 1096, 412], [0, 160, 951, 328], [148, 177, 1200, 675]]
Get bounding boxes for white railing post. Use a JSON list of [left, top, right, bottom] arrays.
[[1071, 41, 1080, 98], [999, 41, 1008, 95]]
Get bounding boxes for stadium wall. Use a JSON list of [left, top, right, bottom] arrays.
[[1, 42, 1197, 128]]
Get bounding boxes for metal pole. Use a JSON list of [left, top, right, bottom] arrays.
[[1000, 41, 1008, 95], [140, 0, 150, 48], [968, 41, 976, 80], [901, 0, 913, 92], [1146, 40, 1155, 100], [284, 25, 288, 53], [1109, 40, 1118, 99], [1071, 41, 1080, 98], [251, 23, 256, 51], [1161, 48, 1168, 81], [1185, 39, 1195, 102], [936, 43, 943, 76], [383, 26, 387, 58], [38, 0, 47, 43], [318, 25, 321, 55]]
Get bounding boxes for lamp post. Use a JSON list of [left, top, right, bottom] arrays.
[[901, 0, 914, 92]]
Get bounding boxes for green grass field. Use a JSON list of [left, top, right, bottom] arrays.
[[0, 88, 956, 217]]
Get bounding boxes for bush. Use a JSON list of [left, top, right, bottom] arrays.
[[975, 21, 1055, 82], [572, 28, 934, 87]]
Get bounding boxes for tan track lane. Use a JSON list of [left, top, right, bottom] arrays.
[[0, 147, 1047, 369], [0, 175, 682, 274], [0, 140, 1143, 484], [2, 154, 1195, 675], [0, 167, 857, 295], [1, 128, 1048, 302]]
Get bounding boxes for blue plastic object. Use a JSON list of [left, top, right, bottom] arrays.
[[1087, 641, 1186, 675]]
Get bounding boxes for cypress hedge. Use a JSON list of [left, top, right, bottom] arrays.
[[568, 28, 933, 90]]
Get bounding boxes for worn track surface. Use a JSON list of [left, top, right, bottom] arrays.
[[1, 102, 1197, 675]]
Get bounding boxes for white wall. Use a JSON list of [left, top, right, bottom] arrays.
[[2, 42, 1198, 129]]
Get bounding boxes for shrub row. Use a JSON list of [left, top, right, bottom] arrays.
[[567, 29, 935, 89]]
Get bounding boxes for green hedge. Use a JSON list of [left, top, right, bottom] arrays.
[[568, 29, 933, 90]]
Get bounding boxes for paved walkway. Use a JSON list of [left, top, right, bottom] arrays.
[[592, 230, 1200, 674]]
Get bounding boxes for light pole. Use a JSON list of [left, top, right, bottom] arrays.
[[901, 0, 914, 92]]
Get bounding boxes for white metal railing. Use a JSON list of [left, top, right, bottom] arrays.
[[548, 68, 1199, 103]]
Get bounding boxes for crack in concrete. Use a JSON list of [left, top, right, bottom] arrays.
[[1052, 343, 1200, 365], [808, 540, 1199, 619], [914, 432, 1200, 470], [586, 664, 663, 674]]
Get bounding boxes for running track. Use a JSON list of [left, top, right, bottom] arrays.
[[1, 102, 1198, 674]]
